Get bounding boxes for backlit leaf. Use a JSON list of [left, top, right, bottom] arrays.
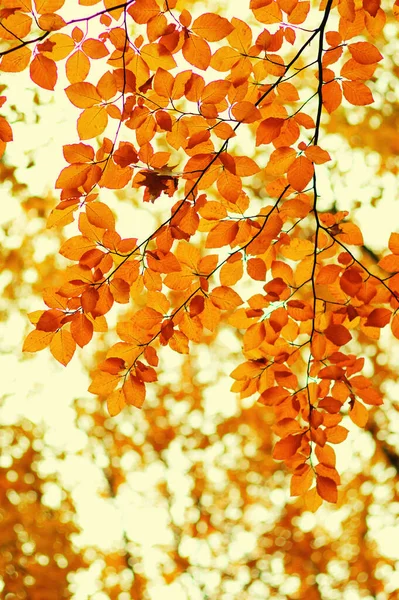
[[65, 82, 102, 108], [191, 13, 234, 41], [77, 105, 108, 140], [50, 329, 76, 365], [30, 54, 57, 90]]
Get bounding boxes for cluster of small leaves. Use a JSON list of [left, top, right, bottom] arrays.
[[2, 0, 399, 504]]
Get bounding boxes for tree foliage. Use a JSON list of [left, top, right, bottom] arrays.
[[1, 0, 399, 514]]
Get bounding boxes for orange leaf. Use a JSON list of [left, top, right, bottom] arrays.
[[316, 475, 338, 503], [316, 264, 341, 284], [378, 254, 399, 272], [389, 232, 399, 255], [349, 399, 368, 427], [0, 116, 13, 142], [182, 35, 211, 70], [60, 236, 96, 260], [287, 156, 314, 191], [30, 54, 57, 90], [348, 41, 383, 64], [342, 80, 374, 106], [290, 464, 314, 496], [265, 146, 296, 176], [179, 313, 202, 342], [210, 286, 243, 310], [107, 388, 126, 416], [71, 313, 94, 347], [206, 221, 238, 248], [110, 278, 130, 303], [66, 49, 90, 84], [247, 257, 267, 281], [324, 324, 352, 346], [340, 59, 377, 80], [231, 101, 262, 123], [50, 329, 76, 366], [36, 308, 64, 332], [82, 38, 109, 59], [191, 13, 234, 41], [35, 0, 65, 12], [365, 307, 391, 328], [259, 386, 291, 406], [273, 434, 302, 460], [63, 142, 94, 163], [256, 118, 284, 145], [322, 80, 342, 113], [0, 45, 31, 73], [77, 106, 108, 140], [220, 257, 243, 286], [305, 145, 331, 164], [217, 170, 242, 203], [235, 156, 260, 176], [23, 329, 55, 352], [318, 396, 342, 413], [391, 313, 399, 339], [123, 375, 146, 408], [128, 0, 160, 24], [65, 82, 102, 108], [336, 222, 363, 245], [356, 387, 383, 405], [325, 425, 348, 443], [86, 202, 115, 230], [89, 370, 121, 395], [303, 487, 323, 511], [189, 295, 205, 317], [199, 201, 227, 220]]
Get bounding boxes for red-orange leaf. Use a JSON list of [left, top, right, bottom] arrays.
[[71, 313, 94, 347], [316, 475, 338, 503], [324, 324, 352, 346], [365, 308, 391, 328], [273, 434, 302, 460], [110, 278, 130, 303]]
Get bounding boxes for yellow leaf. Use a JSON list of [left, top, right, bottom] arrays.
[[77, 106, 108, 140], [50, 329, 76, 366]]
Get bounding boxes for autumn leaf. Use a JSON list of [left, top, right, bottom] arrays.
[[348, 41, 383, 64], [316, 475, 338, 503], [30, 54, 57, 90], [324, 324, 352, 346], [50, 329, 76, 365], [65, 82, 102, 108], [191, 13, 234, 42], [77, 105, 108, 140]]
